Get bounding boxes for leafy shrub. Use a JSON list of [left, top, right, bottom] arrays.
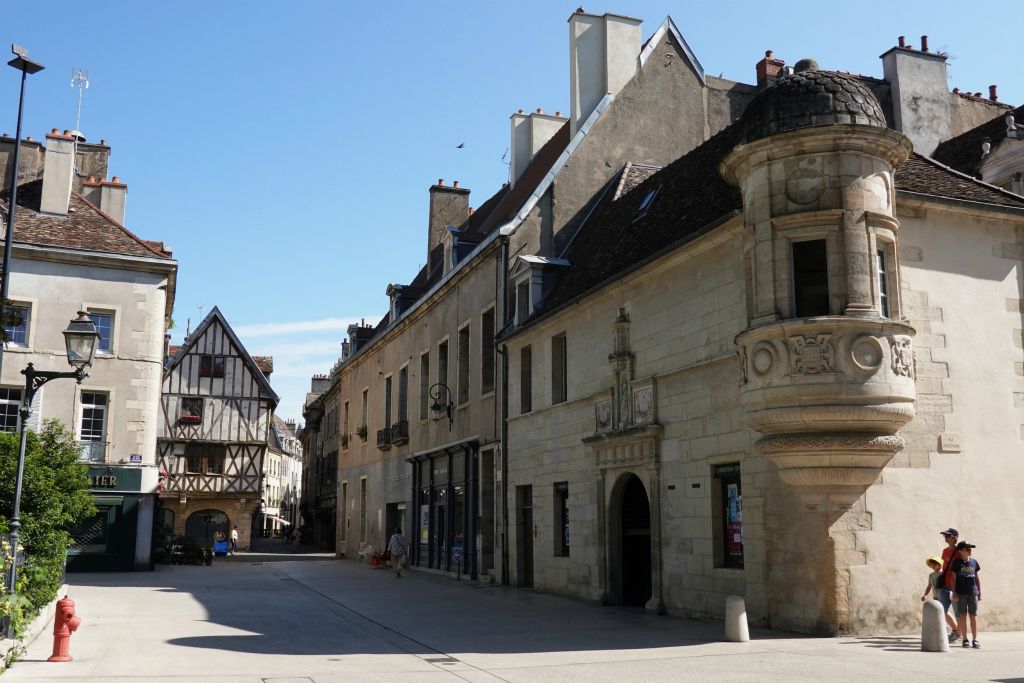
[[0, 420, 96, 636]]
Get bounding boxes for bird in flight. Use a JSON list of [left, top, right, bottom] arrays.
[[456, 143, 465, 149]]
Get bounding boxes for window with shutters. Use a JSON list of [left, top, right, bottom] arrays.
[[551, 333, 567, 405], [457, 325, 470, 405], [0, 388, 21, 432], [398, 365, 408, 422], [520, 346, 532, 414], [481, 307, 495, 394]]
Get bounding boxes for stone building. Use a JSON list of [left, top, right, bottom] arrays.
[[308, 10, 1023, 634], [0, 129, 177, 571], [158, 307, 278, 551], [262, 414, 302, 536], [499, 31, 1024, 634]]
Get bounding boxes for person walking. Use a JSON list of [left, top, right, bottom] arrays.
[[230, 526, 239, 556], [951, 541, 982, 649], [387, 527, 408, 578]]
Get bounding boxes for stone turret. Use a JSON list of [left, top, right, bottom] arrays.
[[721, 65, 916, 501]]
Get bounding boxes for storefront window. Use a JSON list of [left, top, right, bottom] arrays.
[[714, 463, 744, 568]]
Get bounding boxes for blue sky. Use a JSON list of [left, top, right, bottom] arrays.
[[4, 1, 1022, 421]]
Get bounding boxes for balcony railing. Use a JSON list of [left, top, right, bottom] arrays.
[[391, 419, 409, 445], [376, 427, 392, 450], [78, 440, 108, 463]]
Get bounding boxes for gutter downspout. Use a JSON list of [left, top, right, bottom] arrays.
[[498, 235, 511, 586]]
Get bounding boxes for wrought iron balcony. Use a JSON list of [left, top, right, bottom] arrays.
[[391, 419, 409, 445], [376, 427, 392, 450], [78, 440, 107, 463]]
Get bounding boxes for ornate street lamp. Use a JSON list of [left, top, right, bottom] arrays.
[[429, 383, 453, 430], [6, 312, 98, 621], [0, 45, 45, 381]]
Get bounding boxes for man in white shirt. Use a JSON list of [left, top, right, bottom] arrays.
[[387, 527, 408, 577], [230, 526, 239, 555]]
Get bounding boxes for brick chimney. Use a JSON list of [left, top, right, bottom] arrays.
[[568, 11, 642, 136], [427, 179, 470, 274], [756, 50, 786, 89], [40, 130, 76, 214]]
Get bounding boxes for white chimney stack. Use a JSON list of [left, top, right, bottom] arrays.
[[99, 177, 127, 225], [40, 130, 75, 215], [510, 109, 567, 186], [568, 11, 642, 136]]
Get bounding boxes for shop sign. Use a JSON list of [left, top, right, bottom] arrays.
[[86, 466, 143, 492]]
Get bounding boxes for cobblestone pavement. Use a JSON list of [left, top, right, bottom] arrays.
[[6, 552, 1024, 682]]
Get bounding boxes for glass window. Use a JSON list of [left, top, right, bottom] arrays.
[[792, 239, 830, 317], [516, 281, 530, 323], [80, 392, 107, 441], [419, 352, 430, 421], [180, 397, 203, 423], [551, 333, 567, 405], [877, 249, 890, 317], [0, 387, 21, 432], [457, 326, 470, 404], [398, 366, 408, 422], [4, 305, 29, 346], [520, 346, 532, 414], [360, 389, 368, 432], [199, 355, 226, 378], [384, 376, 393, 428], [481, 308, 495, 394], [437, 340, 448, 389], [714, 463, 744, 569], [88, 310, 113, 353], [185, 443, 225, 475]]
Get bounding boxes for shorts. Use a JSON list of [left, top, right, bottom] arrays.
[[936, 588, 952, 613], [956, 594, 979, 615]]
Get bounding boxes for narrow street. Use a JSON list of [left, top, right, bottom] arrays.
[[5, 549, 1024, 682]]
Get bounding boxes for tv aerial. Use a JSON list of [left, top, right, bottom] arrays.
[[70, 68, 89, 133]]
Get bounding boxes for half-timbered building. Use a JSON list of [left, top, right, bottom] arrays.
[[158, 307, 278, 550]]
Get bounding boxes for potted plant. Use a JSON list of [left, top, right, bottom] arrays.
[[341, 433, 350, 449], [356, 425, 368, 441]]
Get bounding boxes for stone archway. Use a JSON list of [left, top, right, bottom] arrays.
[[184, 509, 230, 546]]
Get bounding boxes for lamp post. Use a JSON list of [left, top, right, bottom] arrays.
[[0, 45, 45, 382], [6, 312, 98, 608], [429, 383, 453, 430]]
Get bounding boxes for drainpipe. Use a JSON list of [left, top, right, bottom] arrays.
[[498, 235, 511, 586]]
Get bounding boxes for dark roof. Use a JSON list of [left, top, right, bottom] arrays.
[[932, 105, 1024, 177], [895, 153, 1024, 208], [525, 127, 1024, 327], [742, 70, 887, 143], [473, 122, 570, 236], [0, 179, 171, 259], [533, 123, 744, 319]]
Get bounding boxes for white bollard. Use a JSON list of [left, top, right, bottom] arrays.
[[725, 595, 750, 642], [921, 599, 949, 652]]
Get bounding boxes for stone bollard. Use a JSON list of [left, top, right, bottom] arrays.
[[725, 595, 750, 642], [921, 599, 949, 652]]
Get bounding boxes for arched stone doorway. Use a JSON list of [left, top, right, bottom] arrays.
[[618, 473, 652, 607], [185, 509, 230, 546]]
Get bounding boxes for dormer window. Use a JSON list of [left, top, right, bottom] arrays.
[[510, 255, 570, 326], [516, 280, 531, 324], [634, 184, 662, 220]]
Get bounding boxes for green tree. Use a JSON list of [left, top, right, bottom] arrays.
[[0, 420, 96, 635]]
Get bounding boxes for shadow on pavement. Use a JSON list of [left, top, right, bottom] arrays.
[[67, 555, 800, 658], [842, 635, 922, 652]]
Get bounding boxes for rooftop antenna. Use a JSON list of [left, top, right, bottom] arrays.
[[70, 68, 89, 133]]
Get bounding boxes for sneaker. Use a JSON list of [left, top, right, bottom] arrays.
[[972, 640, 980, 649], [962, 639, 970, 648], [948, 631, 960, 643]]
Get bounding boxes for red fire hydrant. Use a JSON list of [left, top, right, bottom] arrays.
[[47, 596, 80, 663]]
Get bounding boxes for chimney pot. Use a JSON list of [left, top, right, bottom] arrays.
[[438, 178, 444, 186], [975, 92, 982, 98], [898, 36, 905, 48], [453, 180, 459, 188], [86, 175, 95, 183], [989, 84, 998, 101], [952, 87, 960, 94], [51, 128, 60, 134], [100, 139, 107, 145], [518, 108, 525, 114], [555, 111, 562, 117], [920, 35, 929, 52], [63, 129, 70, 136], [536, 107, 543, 114], [25, 136, 32, 142], [112, 176, 120, 183], [765, 50, 773, 58]]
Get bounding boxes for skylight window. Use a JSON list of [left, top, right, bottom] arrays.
[[635, 185, 662, 218]]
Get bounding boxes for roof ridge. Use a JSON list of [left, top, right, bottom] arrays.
[[72, 191, 170, 259], [917, 152, 1024, 204]]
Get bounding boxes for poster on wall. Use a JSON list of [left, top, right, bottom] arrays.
[[725, 481, 743, 564], [420, 504, 429, 544]]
